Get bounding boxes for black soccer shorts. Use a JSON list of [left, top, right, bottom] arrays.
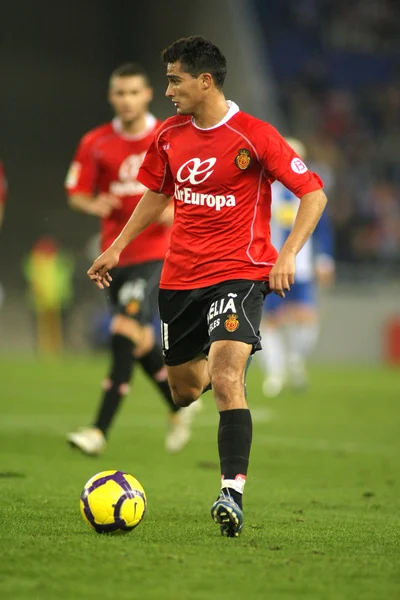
[[159, 279, 270, 366], [107, 260, 163, 325]]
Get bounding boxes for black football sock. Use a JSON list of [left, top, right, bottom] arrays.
[[94, 334, 136, 436], [218, 408, 253, 509], [139, 344, 180, 413]]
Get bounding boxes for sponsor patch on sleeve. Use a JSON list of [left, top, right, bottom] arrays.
[[290, 158, 308, 174]]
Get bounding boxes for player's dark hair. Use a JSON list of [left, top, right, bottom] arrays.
[[161, 36, 227, 89], [109, 63, 150, 87]]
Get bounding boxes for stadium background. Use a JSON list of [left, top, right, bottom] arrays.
[[1, 3, 399, 599], [0, 0, 399, 361]]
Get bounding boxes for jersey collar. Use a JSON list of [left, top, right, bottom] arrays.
[[191, 100, 240, 131], [112, 113, 157, 140]]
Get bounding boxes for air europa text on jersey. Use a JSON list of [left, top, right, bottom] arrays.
[[174, 184, 236, 211]]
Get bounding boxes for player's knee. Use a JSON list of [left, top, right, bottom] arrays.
[[133, 326, 155, 358], [102, 377, 131, 396], [111, 314, 141, 344], [169, 381, 201, 408], [211, 367, 243, 403]]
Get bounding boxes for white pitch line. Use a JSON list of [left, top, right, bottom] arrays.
[[1, 412, 397, 457], [256, 434, 399, 457], [0, 407, 275, 432]]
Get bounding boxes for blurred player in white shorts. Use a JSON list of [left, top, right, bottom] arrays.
[[260, 139, 335, 397]]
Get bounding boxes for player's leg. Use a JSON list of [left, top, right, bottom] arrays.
[[67, 265, 159, 454], [159, 286, 211, 405], [134, 322, 179, 414], [285, 282, 318, 390], [166, 354, 209, 406], [67, 268, 137, 454], [205, 280, 267, 537], [134, 324, 203, 453], [209, 343, 249, 537], [156, 286, 212, 452], [259, 292, 287, 398], [130, 263, 203, 452], [92, 313, 143, 435], [91, 261, 191, 445], [66, 310, 140, 455]]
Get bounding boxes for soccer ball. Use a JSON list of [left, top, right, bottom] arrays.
[[80, 470, 146, 534]]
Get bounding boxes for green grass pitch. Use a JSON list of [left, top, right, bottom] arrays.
[[0, 356, 399, 600]]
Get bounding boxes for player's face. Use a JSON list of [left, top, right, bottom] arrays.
[[108, 76, 153, 123], [165, 62, 204, 115]]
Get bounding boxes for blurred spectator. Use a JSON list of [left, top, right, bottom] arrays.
[[254, 0, 400, 272], [23, 236, 75, 355]]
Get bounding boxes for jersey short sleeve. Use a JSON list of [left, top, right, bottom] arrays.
[[137, 131, 175, 197], [255, 124, 323, 197], [65, 133, 99, 195]]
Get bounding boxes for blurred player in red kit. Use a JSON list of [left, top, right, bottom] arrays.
[[65, 63, 199, 456], [87, 38, 328, 537]]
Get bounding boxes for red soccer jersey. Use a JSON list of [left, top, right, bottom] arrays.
[[137, 102, 323, 290], [65, 114, 170, 266]]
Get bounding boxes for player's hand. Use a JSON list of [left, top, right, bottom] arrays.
[[269, 252, 296, 298], [87, 246, 121, 289], [89, 194, 122, 218]]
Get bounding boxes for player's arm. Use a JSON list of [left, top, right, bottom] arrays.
[[313, 208, 335, 286], [67, 192, 121, 218], [65, 137, 121, 218], [156, 199, 174, 226], [261, 128, 328, 297], [270, 189, 327, 296], [88, 129, 174, 288], [88, 190, 171, 289]]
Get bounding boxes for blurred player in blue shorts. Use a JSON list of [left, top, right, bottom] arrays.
[[260, 139, 335, 397]]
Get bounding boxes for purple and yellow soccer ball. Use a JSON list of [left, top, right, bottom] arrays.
[[80, 470, 146, 534]]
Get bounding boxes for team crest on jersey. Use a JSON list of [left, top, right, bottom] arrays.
[[234, 148, 252, 170], [225, 314, 239, 332]]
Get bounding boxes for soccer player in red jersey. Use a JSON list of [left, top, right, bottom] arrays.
[[87, 38, 328, 537], [65, 63, 199, 456]]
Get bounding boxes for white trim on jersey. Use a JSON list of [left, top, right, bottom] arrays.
[[225, 123, 275, 267], [158, 162, 169, 194], [112, 113, 157, 140], [155, 120, 191, 156], [191, 100, 240, 131]]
